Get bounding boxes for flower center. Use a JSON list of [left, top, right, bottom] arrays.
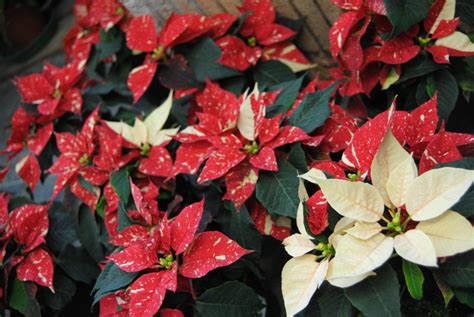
[[115, 6, 124, 16], [386, 211, 403, 233], [159, 254, 174, 269], [52, 89, 61, 98], [247, 36, 257, 47], [152, 46, 165, 61], [140, 143, 151, 156], [347, 170, 361, 181], [79, 153, 89, 165], [418, 36, 431, 47], [243, 141, 259, 155], [315, 242, 335, 258]]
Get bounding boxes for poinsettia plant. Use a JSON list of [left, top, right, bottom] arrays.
[[0, 0, 473, 316]]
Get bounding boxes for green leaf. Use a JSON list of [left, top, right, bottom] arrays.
[[450, 190, 474, 217], [46, 202, 78, 253], [256, 160, 300, 217], [253, 60, 295, 89], [287, 83, 335, 133], [402, 259, 424, 300], [433, 272, 454, 307], [77, 205, 104, 262], [217, 204, 262, 253], [456, 0, 474, 27], [397, 56, 445, 84], [288, 143, 307, 173], [454, 288, 474, 308], [117, 201, 136, 231], [96, 28, 123, 59], [266, 75, 305, 117], [110, 167, 130, 204], [317, 285, 354, 317], [384, 0, 430, 38], [195, 281, 264, 317], [437, 251, 474, 288], [57, 244, 101, 284], [434, 69, 459, 120], [344, 264, 401, 317], [436, 158, 474, 170], [185, 37, 241, 82], [41, 273, 77, 311], [92, 261, 139, 305], [9, 279, 41, 317]]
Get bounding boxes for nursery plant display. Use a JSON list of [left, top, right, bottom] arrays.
[[0, 0, 473, 316]]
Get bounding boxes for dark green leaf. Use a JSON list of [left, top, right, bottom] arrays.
[[437, 251, 474, 288], [253, 60, 295, 89], [41, 273, 77, 311], [454, 288, 474, 308], [344, 264, 401, 317], [317, 285, 354, 317], [158, 55, 201, 90], [450, 190, 474, 217], [78, 205, 104, 262], [117, 201, 135, 231], [46, 202, 78, 253], [256, 160, 299, 217], [456, 0, 474, 27], [92, 261, 139, 305], [384, 0, 430, 38], [195, 281, 264, 317], [96, 28, 123, 59], [397, 56, 445, 83], [267, 75, 305, 117], [9, 279, 41, 317], [185, 37, 241, 82], [287, 83, 335, 133], [402, 259, 424, 300], [435, 69, 459, 120], [436, 158, 474, 170], [288, 143, 307, 173], [57, 244, 101, 284], [110, 167, 130, 204]]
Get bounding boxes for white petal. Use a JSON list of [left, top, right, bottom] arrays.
[[281, 256, 329, 316], [371, 129, 410, 208], [436, 31, 474, 53], [386, 154, 418, 208], [405, 167, 474, 221], [417, 211, 474, 257], [179, 125, 205, 136], [237, 84, 261, 141], [145, 90, 173, 144], [283, 234, 315, 257], [315, 179, 385, 222], [151, 127, 180, 146], [327, 259, 374, 288], [104, 119, 147, 147], [428, 0, 455, 34], [330, 233, 393, 277], [329, 217, 355, 248], [345, 221, 383, 240], [393, 230, 437, 267], [296, 201, 312, 238], [298, 168, 327, 184], [298, 179, 309, 201]]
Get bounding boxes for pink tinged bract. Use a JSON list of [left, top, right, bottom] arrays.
[[16, 248, 54, 292], [170, 200, 204, 255], [180, 231, 252, 278], [8, 204, 49, 253], [127, 62, 158, 103], [109, 242, 157, 272]]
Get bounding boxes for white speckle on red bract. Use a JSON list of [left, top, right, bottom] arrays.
[[223, 162, 259, 209], [110, 224, 150, 248], [198, 147, 246, 183], [138, 146, 173, 177], [109, 242, 157, 273], [249, 147, 278, 171], [173, 141, 213, 175], [180, 231, 251, 278], [170, 200, 204, 255], [306, 191, 329, 236], [419, 130, 463, 174], [8, 204, 49, 253], [127, 62, 158, 103], [128, 272, 168, 317], [16, 248, 54, 292], [16, 154, 41, 190]]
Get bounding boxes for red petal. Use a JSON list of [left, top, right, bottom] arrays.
[[14, 74, 53, 104], [170, 200, 204, 255], [55, 132, 81, 154], [249, 201, 290, 240], [432, 18, 459, 39], [223, 162, 259, 209], [258, 115, 282, 145], [126, 15, 158, 52], [378, 35, 420, 64], [306, 191, 329, 235], [341, 105, 395, 174], [8, 204, 49, 252], [407, 93, 439, 146], [138, 146, 173, 177], [180, 231, 251, 278], [424, 0, 446, 33], [109, 242, 157, 273], [130, 179, 152, 225], [0, 193, 9, 226], [16, 249, 54, 291], [16, 155, 41, 190], [266, 126, 309, 149], [419, 130, 463, 174], [129, 272, 168, 317], [70, 176, 100, 211], [329, 11, 361, 57], [239, 0, 276, 37], [128, 63, 158, 103], [173, 141, 213, 175], [159, 13, 211, 49], [249, 147, 278, 171], [160, 308, 185, 317], [110, 225, 150, 248], [27, 123, 53, 156], [340, 17, 370, 75], [59, 88, 83, 114], [310, 160, 347, 179], [208, 13, 237, 38], [38, 97, 60, 116], [262, 42, 311, 66], [198, 147, 246, 183], [79, 167, 109, 186], [216, 35, 261, 71], [319, 105, 359, 153], [254, 23, 296, 46], [426, 45, 451, 64]]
